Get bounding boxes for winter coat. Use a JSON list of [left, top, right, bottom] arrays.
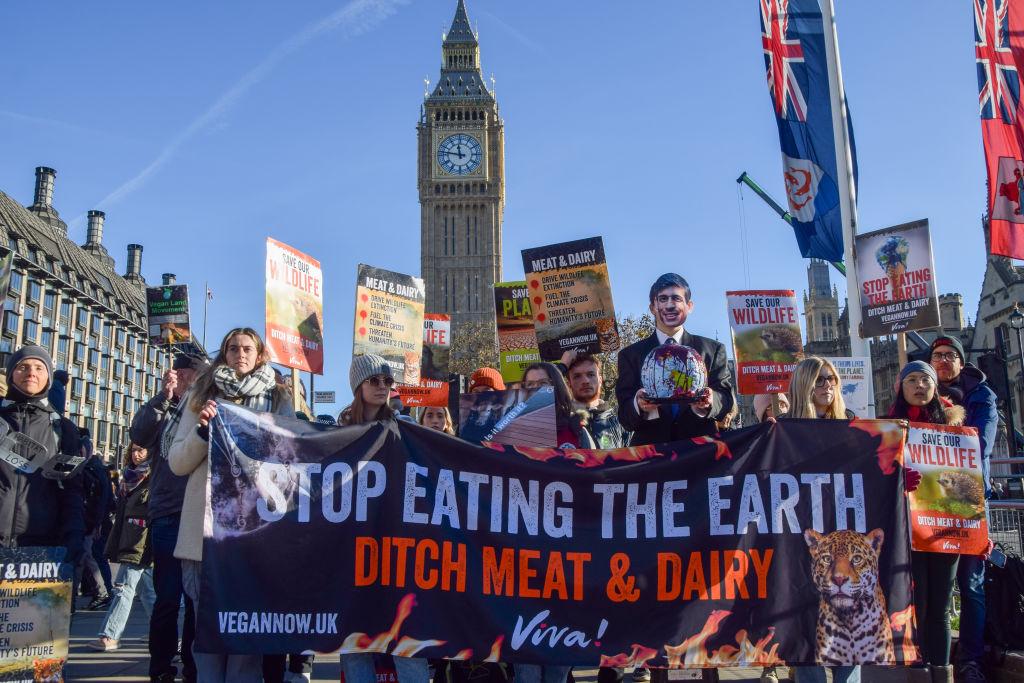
[[130, 393, 189, 521], [938, 365, 997, 495], [104, 473, 152, 566], [575, 401, 628, 449], [0, 394, 84, 557]]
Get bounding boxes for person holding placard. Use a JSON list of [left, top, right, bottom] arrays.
[[616, 274, 734, 447], [888, 361, 961, 683]]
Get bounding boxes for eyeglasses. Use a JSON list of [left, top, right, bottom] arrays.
[[655, 294, 687, 305], [365, 375, 394, 388], [523, 378, 552, 390], [931, 352, 959, 362], [814, 374, 838, 388]]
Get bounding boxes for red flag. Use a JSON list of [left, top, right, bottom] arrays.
[[977, 0, 1024, 258]]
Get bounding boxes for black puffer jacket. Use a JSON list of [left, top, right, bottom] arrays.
[[0, 346, 85, 559]]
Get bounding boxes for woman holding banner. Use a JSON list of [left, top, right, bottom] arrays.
[[339, 354, 431, 683], [167, 328, 292, 683], [888, 361, 960, 683], [783, 357, 857, 683]]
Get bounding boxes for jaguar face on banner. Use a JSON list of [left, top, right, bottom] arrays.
[[198, 405, 917, 668]]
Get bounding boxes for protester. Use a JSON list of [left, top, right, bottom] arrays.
[[752, 393, 789, 423], [48, 368, 69, 416], [168, 328, 291, 682], [340, 354, 429, 683], [889, 361, 959, 683], [929, 336, 995, 683], [418, 406, 455, 435], [130, 353, 205, 683], [0, 344, 84, 565], [566, 353, 627, 448], [784, 356, 857, 683], [469, 367, 505, 393], [88, 442, 156, 652], [523, 362, 596, 449], [79, 430, 114, 610], [616, 273, 734, 446]]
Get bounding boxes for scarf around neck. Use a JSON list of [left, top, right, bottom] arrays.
[[213, 364, 277, 403], [121, 461, 150, 496]]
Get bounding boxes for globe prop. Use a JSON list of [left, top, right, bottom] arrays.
[[641, 343, 708, 404]]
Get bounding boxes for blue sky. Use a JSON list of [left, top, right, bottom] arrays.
[[0, 1, 987, 409]]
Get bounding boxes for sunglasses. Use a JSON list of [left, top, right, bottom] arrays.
[[365, 375, 394, 388], [814, 374, 838, 388]]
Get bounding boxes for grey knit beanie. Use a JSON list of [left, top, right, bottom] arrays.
[[898, 360, 937, 386], [350, 354, 392, 392]]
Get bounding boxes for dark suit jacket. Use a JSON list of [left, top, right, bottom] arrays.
[[615, 331, 735, 446]]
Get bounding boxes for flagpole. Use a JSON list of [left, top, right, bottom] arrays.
[[203, 281, 209, 351], [821, 0, 875, 413]]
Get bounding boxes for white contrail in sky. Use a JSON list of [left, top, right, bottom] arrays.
[[83, 0, 406, 223]]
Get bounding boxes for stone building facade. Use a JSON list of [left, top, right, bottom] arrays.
[[0, 166, 190, 462], [418, 0, 505, 328]]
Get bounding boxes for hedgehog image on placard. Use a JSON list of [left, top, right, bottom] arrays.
[[760, 324, 803, 355], [936, 470, 985, 507]]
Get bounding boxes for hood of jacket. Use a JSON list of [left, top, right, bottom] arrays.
[[4, 345, 54, 405]]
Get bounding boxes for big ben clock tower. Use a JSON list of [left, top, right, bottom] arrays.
[[418, 0, 504, 327]]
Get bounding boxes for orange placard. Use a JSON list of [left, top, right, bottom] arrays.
[[726, 290, 803, 395], [265, 238, 324, 374], [398, 315, 450, 408]]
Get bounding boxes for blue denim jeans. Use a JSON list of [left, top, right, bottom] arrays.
[[795, 666, 861, 683], [340, 653, 430, 682], [512, 663, 573, 683], [956, 553, 986, 663], [98, 562, 155, 640], [149, 514, 196, 680]]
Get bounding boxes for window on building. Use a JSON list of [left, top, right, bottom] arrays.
[[40, 330, 53, 351], [86, 383, 97, 402], [77, 308, 88, 328], [9, 270, 22, 293], [21, 319, 37, 343], [4, 311, 19, 337], [116, 329, 126, 348], [75, 344, 86, 363], [72, 378, 84, 398], [60, 300, 71, 323], [89, 350, 99, 368], [101, 354, 109, 373], [91, 316, 101, 335], [27, 280, 41, 304]]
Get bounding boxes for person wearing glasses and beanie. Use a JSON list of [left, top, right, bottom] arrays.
[[928, 337, 996, 683], [339, 354, 429, 683]]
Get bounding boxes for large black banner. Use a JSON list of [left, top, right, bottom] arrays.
[[198, 404, 917, 668]]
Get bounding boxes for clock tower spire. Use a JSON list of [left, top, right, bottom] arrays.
[[418, 0, 504, 328]]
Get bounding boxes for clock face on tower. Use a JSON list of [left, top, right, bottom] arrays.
[[436, 133, 482, 175]]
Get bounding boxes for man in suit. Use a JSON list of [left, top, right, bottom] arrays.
[[616, 273, 735, 446]]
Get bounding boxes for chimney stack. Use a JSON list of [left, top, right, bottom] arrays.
[[27, 166, 67, 234], [126, 244, 144, 281], [162, 273, 176, 285], [86, 210, 105, 245]]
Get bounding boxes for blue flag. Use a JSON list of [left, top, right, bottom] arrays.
[[760, 0, 856, 263]]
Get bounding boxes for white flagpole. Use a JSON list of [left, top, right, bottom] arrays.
[[821, 0, 875, 413]]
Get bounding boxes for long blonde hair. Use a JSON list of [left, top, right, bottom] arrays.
[[418, 406, 455, 435], [188, 327, 272, 412], [339, 389, 395, 426], [786, 356, 847, 419]]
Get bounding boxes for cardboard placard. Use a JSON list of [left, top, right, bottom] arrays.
[[398, 314, 451, 408], [0, 547, 72, 681], [521, 237, 619, 360], [493, 281, 540, 382], [265, 238, 324, 374], [824, 356, 872, 418], [353, 265, 426, 385], [457, 386, 555, 447], [146, 284, 190, 346], [726, 290, 803, 394], [856, 220, 940, 337], [905, 423, 988, 555]]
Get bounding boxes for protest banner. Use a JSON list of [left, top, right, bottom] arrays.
[[265, 238, 324, 374], [904, 423, 988, 555], [398, 314, 451, 408], [726, 290, 803, 394], [198, 406, 915, 667], [0, 547, 71, 681], [146, 284, 190, 346], [521, 238, 619, 360], [458, 386, 555, 447], [494, 281, 541, 383], [855, 220, 940, 337], [825, 357, 872, 418], [353, 265, 426, 385]]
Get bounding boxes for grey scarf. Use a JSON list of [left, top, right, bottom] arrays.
[[213, 364, 277, 408]]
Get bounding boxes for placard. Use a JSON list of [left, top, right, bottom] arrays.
[[856, 220, 940, 337], [0, 547, 72, 681], [726, 290, 803, 394], [494, 281, 541, 382], [825, 357, 872, 418], [522, 237, 619, 360], [397, 314, 451, 408], [266, 238, 324, 374], [353, 265, 426, 386], [146, 284, 190, 346], [457, 386, 556, 447], [905, 423, 989, 555], [313, 391, 336, 404]]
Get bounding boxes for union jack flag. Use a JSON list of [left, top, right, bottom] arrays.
[[761, 0, 807, 121], [976, 0, 1020, 123]]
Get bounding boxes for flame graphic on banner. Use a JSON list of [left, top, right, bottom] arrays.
[[889, 606, 919, 663], [338, 594, 504, 662], [849, 419, 906, 474], [508, 444, 666, 468], [600, 644, 660, 669], [691, 436, 733, 461]]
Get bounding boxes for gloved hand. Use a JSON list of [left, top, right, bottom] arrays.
[[904, 467, 922, 493]]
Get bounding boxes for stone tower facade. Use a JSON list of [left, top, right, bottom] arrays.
[[803, 259, 841, 343], [418, 0, 504, 327]]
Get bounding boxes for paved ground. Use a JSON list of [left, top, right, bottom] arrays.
[[64, 594, 913, 683]]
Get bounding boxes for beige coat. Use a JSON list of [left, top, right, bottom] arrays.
[[167, 387, 290, 561]]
